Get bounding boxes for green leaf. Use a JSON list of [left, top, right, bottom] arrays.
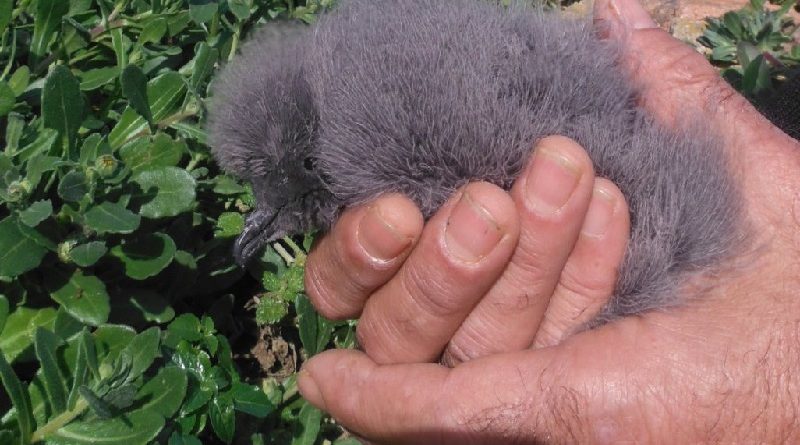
[[296, 294, 334, 357], [736, 41, 760, 67], [710, 45, 737, 62], [0, 352, 33, 444], [166, 313, 203, 344], [139, 17, 168, 44], [212, 176, 246, 195], [742, 55, 772, 95], [49, 270, 110, 326], [145, 72, 187, 121], [131, 167, 196, 218], [168, 434, 203, 445], [291, 401, 323, 445], [79, 133, 105, 165], [68, 330, 93, 409], [34, 328, 67, 413], [189, 0, 219, 23], [109, 72, 187, 149], [190, 42, 218, 89], [0, 81, 15, 116], [121, 65, 154, 126], [0, 307, 57, 363], [120, 133, 186, 173], [0, 431, 15, 444], [722, 11, 745, 40], [94, 325, 136, 365], [26, 155, 62, 189], [8, 66, 30, 97], [78, 385, 114, 419], [210, 394, 235, 444], [69, 241, 108, 267], [136, 366, 187, 418], [0, 0, 11, 34], [17, 129, 58, 163], [57, 170, 90, 202], [111, 233, 177, 280], [17, 217, 56, 250], [231, 382, 275, 418], [5, 113, 24, 154], [48, 409, 165, 445], [19, 200, 53, 227], [170, 122, 207, 145], [53, 308, 83, 340], [0, 295, 8, 333], [110, 26, 128, 70], [80, 67, 121, 91], [0, 216, 48, 278], [84, 201, 141, 234], [30, 0, 69, 60], [128, 290, 175, 324], [42, 65, 86, 155], [214, 212, 244, 238], [122, 327, 160, 379], [255, 297, 288, 325], [228, 0, 252, 20]]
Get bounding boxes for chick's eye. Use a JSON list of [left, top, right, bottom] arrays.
[[303, 157, 316, 171]]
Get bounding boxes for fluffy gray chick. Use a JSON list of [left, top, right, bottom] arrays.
[[210, 0, 746, 323], [209, 23, 338, 262]]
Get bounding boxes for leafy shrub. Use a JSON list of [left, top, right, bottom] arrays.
[[698, 0, 800, 96], [0, 0, 354, 444]]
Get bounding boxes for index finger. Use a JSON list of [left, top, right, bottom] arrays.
[[305, 194, 424, 320]]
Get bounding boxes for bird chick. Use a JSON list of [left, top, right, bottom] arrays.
[[208, 22, 337, 262], [209, 0, 746, 323]]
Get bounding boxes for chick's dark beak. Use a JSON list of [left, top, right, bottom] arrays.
[[234, 208, 288, 266]]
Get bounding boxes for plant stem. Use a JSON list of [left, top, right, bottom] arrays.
[[1, 28, 17, 81], [283, 237, 306, 263], [30, 399, 89, 443], [274, 243, 295, 265], [229, 22, 242, 61]]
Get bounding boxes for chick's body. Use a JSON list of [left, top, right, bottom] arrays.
[[210, 0, 744, 323]]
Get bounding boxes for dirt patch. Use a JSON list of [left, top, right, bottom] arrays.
[[250, 326, 298, 379]]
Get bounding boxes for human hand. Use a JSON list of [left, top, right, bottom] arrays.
[[297, 0, 800, 442], [304, 132, 630, 366]]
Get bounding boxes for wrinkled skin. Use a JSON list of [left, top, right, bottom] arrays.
[[296, 0, 800, 442]]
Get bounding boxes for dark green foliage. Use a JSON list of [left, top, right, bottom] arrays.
[[698, 0, 800, 97], [0, 0, 353, 443]]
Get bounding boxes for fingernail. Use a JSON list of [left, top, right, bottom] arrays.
[[582, 186, 617, 237], [298, 369, 327, 411], [358, 203, 412, 262], [445, 192, 503, 262], [610, 0, 658, 30], [525, 146, 582, 214]]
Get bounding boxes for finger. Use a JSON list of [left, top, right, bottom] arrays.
[[298, 348, 561, 444], [442, 136, 595, 365], [297, 327, 635, 445], [305, 194, 423, 320], [356, 182, 521, 364], [533, 178, 630, 348], [593, 0, 781, 148]]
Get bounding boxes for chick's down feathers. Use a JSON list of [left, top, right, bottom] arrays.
[[209, 0, 746, 324]]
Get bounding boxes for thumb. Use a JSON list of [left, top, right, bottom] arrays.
[[297, 346, 607, 444], [593, 0, 780, 148]]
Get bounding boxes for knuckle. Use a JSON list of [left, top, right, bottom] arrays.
[[506, 234, 562, 281], [558, 264, 616, 299], [355, 315, 420, 364], [442, 335, 482, 366], [304, 261, 357, 320], [400, 261, 468, 318]]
